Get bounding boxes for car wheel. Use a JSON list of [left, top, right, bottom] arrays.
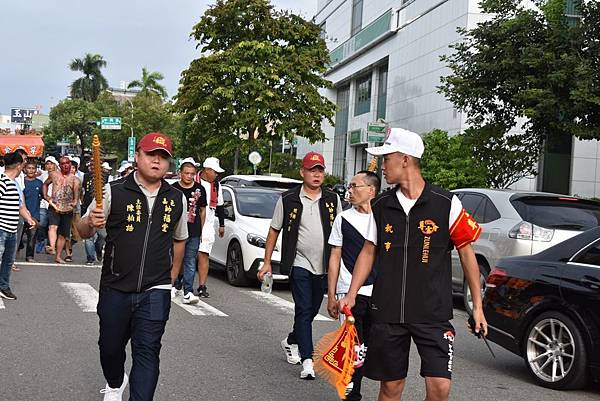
[[523, 311, 588, 390], [463, 263, 488, 314], [226, 241, 249, 287]]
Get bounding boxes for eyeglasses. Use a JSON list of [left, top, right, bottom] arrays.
[[347, 184, 371, 190]]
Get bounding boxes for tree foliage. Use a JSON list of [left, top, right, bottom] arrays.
[[439, 0, 600, 184], [45, 92, 180, 163], [174, 0, 336, 162], [127, 67, 168, 99], [69, 53, 108, 101], [421, 130, 487, 190]]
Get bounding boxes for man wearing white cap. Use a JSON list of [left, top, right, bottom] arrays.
[[195, 157, 225, 298], [338, 128, 488, 401], [115, 162, 134, 181]]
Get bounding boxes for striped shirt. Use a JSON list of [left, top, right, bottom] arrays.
[[0, 173, 21, 233]]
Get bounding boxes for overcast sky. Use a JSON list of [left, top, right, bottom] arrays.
[[1, 0, 316, 116]]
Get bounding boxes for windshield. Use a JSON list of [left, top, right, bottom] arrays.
[[511, 197, 600, 231], [246, 180, 300, 190], [235, 191, 281, 218]]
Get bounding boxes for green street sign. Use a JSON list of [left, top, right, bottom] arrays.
[[349, 129, 364, 146], [101, 117, 122, 130], [367, 122, 387, 142], [128, 136, 136, 162]]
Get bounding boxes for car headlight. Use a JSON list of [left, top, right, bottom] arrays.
[[247, 233, 278, 251]]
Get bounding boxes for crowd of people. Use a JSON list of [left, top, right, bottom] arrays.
[[0, 128, 489, 401]]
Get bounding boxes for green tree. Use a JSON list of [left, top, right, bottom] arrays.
[[44, 99, 97, 161], [127, 67, 168, 99], [175, 0, 336, 171], [69, 53, 108, 101], [421, 129, 487, 190], [439, 0, 600, 188]]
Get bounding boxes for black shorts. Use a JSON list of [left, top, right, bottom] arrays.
[[364, 321, 455, 381], [48, 208, 73, 238]]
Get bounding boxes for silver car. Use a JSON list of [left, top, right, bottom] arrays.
[[451, 188, 600, 312]]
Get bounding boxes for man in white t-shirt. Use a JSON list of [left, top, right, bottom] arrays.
[[327, 170, 380, 401], [195, 157, 225, 298]]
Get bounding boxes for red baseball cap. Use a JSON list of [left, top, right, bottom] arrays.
[[302, 151, 326, 169], [137, 132, 173, 157]]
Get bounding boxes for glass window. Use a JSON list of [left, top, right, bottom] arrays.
[[482, 199, 501, 223], [333, 85, 350, 178], [223, 190, 234, 219], [354, 74, 372, 116], [574, 241, 600, 266], [351, 0, 363, 37], [511, 197, 600, 231], [461, 194, 484, 219], [235, 191, 281, 218], [376, 65, 388, 120]]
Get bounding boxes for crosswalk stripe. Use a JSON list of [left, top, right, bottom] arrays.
[[60, 282, 98, 312], [0, 297, 5, 310], [245, 291, 333, 321], [171, 296, 228, 316]]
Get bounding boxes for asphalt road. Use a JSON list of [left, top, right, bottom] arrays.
[[1, 260, 599, 401]]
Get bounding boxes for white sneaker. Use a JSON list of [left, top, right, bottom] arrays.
[[171, 288, 182, 299], [182, 292, 199, 304], [281, 337, 301, 365], [300, 358, 315, 380], [100, 373, 128, 401], [345, 382, 354, 396]]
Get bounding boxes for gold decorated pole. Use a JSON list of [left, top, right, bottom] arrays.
[[92, 135, 103, 209], [367, 156, 378, 173]]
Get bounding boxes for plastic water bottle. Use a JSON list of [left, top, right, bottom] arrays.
[[261, 272, 273, 294]]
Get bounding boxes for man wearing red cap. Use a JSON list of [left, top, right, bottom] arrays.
[[78, 132, 188, 401], [258, 151, 342, 379]]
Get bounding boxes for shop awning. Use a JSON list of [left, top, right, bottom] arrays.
[[0, 135, 45, 157]]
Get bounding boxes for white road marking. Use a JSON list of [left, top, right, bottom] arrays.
[[171, 296, 228, 316], [0, 297, 5, 310], [60, 282, 99, 312], [245, 291, 333, 321]]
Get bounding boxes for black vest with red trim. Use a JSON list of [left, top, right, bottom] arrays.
[[279, 185, 339, 275], [370, 182, 454, 324], [101, 173, 183, 293]]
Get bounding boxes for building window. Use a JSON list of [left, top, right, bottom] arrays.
[[376, 65, 388, 120], [333, 85, 350, 178], [351, 0, 363, 37], [354, 74, 372, 116]]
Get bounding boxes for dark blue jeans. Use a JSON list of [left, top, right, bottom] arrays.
[[182, 236, 200, 294], [97, 287, 171, 401], [287, 267, 326, 361], [0, 229, 17, 290]]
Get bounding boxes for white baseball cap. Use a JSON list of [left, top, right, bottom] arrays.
[[117, 162, 133, 173], [44, 156, 59, 166], [68, 155, 81, 166], [101, 162, 112, 170], [366, 127, 424, 158], [203, 157, 224, 173], [180, 157, 199, 168]]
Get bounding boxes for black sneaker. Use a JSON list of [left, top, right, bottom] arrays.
[[0, 288, 17, 300], [197, 285, 210, 298], [86, 259, 95, 265]]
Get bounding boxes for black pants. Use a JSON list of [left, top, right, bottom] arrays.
[[347, 294, 372, 401], [97, 287, 171, 401], [22, 222, 38, 259]]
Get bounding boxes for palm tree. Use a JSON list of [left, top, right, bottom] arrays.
[[127, 67, 168, 99], [69, 53, 108, 102]]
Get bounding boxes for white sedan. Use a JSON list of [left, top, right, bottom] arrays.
[[209, 185, 286, 286]]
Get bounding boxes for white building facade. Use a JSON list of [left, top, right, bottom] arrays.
[[296, 0, 598, 197]]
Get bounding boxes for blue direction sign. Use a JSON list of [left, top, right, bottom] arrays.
[[101, 117, 122, 130]]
